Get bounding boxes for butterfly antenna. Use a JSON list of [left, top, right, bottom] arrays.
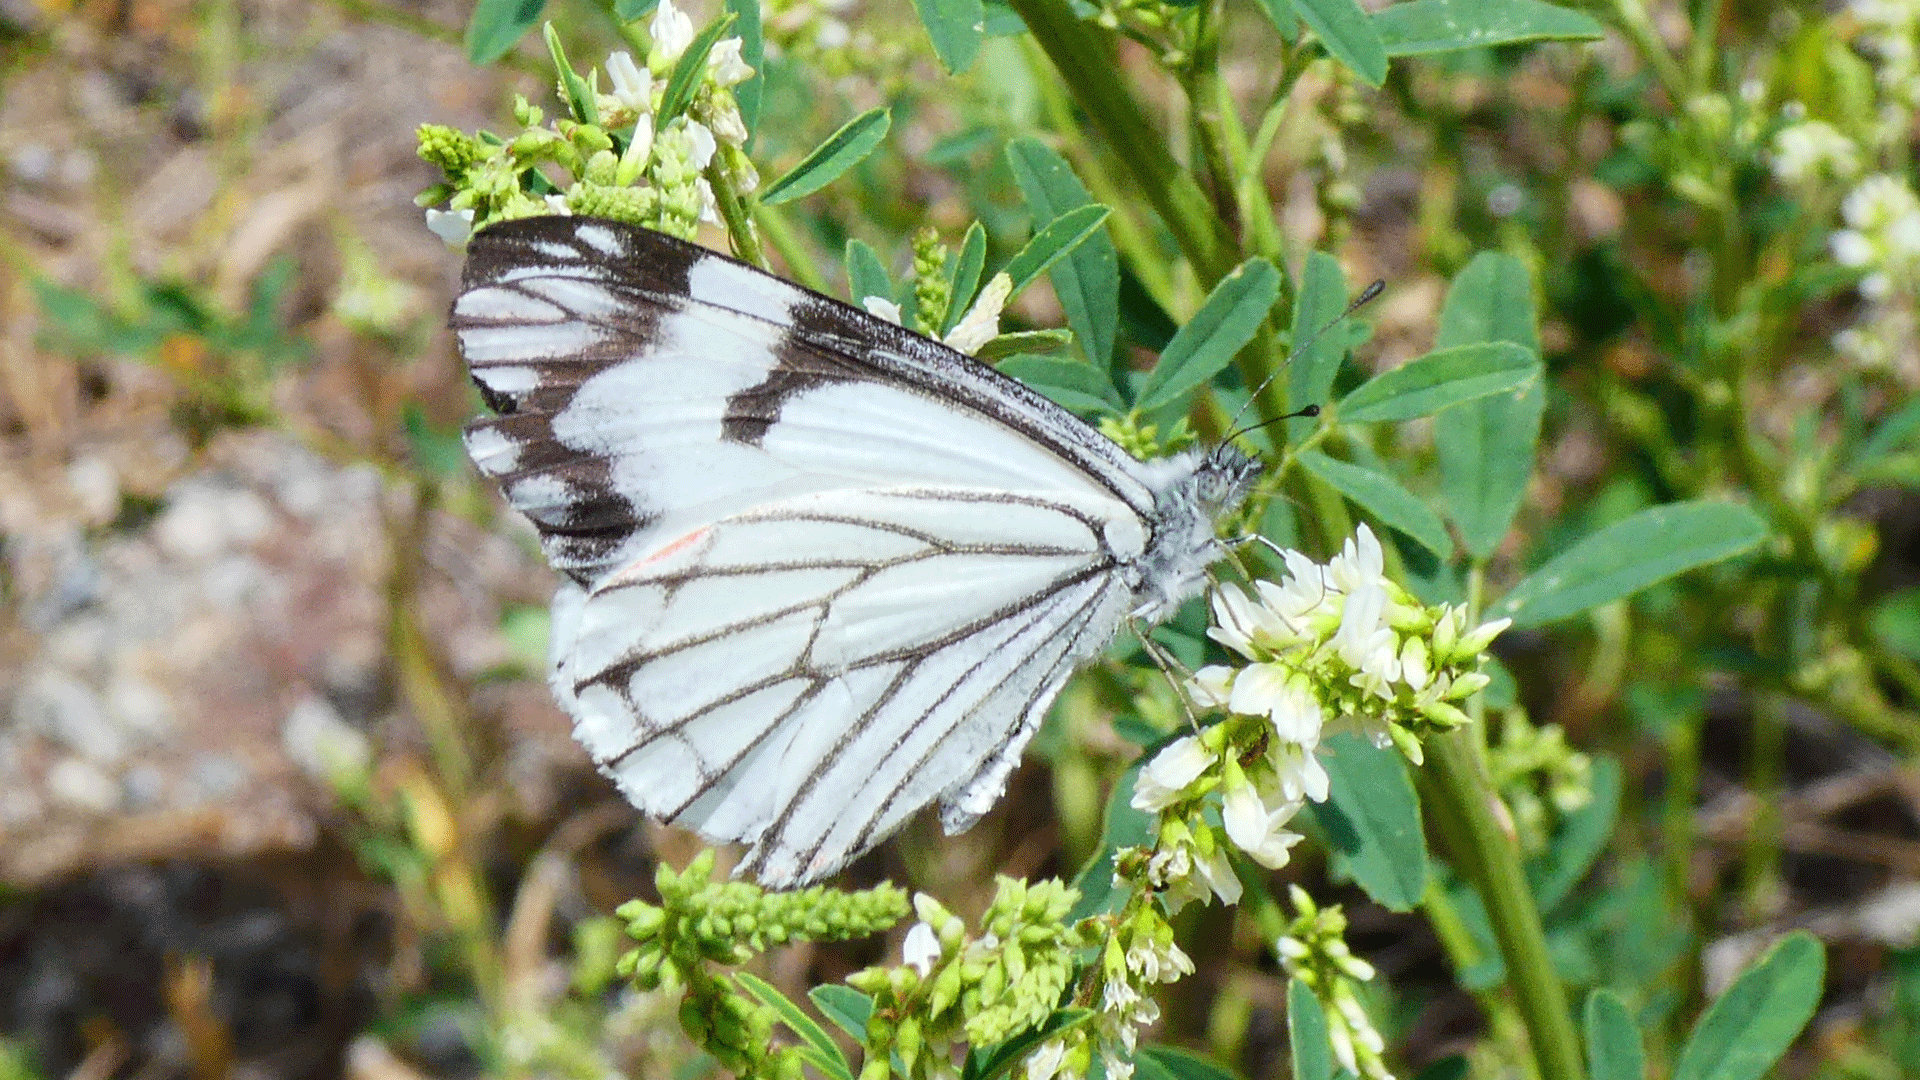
[[1217, 278, 1387, 440]]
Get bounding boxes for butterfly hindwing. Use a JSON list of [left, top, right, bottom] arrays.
[[553, 485, 1143, 884]]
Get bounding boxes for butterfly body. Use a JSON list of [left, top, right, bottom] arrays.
[[454, 216, 1256, 885]]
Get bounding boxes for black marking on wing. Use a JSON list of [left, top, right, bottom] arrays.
[[721, 361, 851, 446], [453, 218, 702, 578]]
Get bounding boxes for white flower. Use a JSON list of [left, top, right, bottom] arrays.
[[425, 207, 474, 245], [706, 101, 749, 147], [862, 296, 903, 323], [1208, 582, 1292, 657], [1833, 228, 1878, 266], [1125, 938, 1194, 983], [605, 50, 654, 115], [649, 0, 695, 63], [943, 272, 1012, 354], [682, 120, 717, 170], [1325, 523, 1385, 596], [902, 920, 941, 976], [1189, 844, 1242, 906], [1130, 735, 1213, 811], [695, 177, 719, 224], [707, 37, 754, 85], [1270, 740, 1330, 802], [1101, 978, 1140, 1014], [1100, 1047, 1135, 1080], [1221, 782, 1304, 869], [1770, 119, 1860, 185], [1187, 665, 1234, 709], [543, 193, 572, 215], [1024, 1039, 1069, 1080], [1234, 665, 1325, 745]]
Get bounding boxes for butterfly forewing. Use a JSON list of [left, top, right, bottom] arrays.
[[453, 216, 1242, 885]]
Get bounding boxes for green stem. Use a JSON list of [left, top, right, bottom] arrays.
[[1002, 0, 1241, 284], [712, 173, 767, 269], [752, 203, 830, 293], [1423, 730, 1585, 1080]]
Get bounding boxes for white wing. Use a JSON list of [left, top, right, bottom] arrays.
[[452, 217, 1157, 581], [553, 485, 1141, 885], [451, 217, 1210, 885]]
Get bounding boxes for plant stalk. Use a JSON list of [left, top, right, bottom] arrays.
[[1002, 0, 1241, 285], [1423, 730, 1586, 1080]]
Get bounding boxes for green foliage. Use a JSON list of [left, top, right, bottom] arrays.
[[1306, 733, 1427, 913], [759, 107, 893, 205], [1672, 933, 1826, 1080]]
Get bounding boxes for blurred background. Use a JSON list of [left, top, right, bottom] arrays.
[[3, 0, 1920, 1077]]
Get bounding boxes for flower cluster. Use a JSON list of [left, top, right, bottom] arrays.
[[851, 880, 1092, 1080], [1831, 174, 1920, 301], [1130, 525, 1507, 904], [1853, 0, 1920, 123], [1485, 709, 1594, 855], [615, 852, 908, 1077], [1768, 118, 1862, 188], [1022, 903, 1193, 1080], [417, 0, 756, 244], [1276, 887, 1394, 1080]]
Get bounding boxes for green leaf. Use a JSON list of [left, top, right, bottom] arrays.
[[465, 0, 546, 63], [1069, 754, 1157, 920], [944, 222, 990, 336], [725, 0, 765, 139], [966, 1009, 1094, 1080], [1136, 1046, 1242, 1080], [402, 403, 470, 478], [613, 0, 657, 19], [1491, 501, 1770, 628], [1003, 204, 1113, 299], [795, 1046, 853, 1080], [657, 11, 737, 128], [912, 0, 985, 73], [1136, 258, 1281, 414], [1374, 0, 1604, 56], [1287, 250, 1350, 436], [1412, 1058, 1468, 1080], [1527, 756, 1621, 911], [844, 239, 894, 306], [1307, 733, 1427, 911], [734, 973, 849, 1079], [1338, 342, 1538, 424], [1854, 395, 1920, 468], [1584, 989, 1646, 1080], [1297, 450, 1452, 558], [1007, 138, 1119, 365], [1673, 932, 1825, 1080], [1295, 0, 1388, 85], [1250, 0, 1300, 41], [976, 330, 1075, 362], [808, 985, 874, 1041], [1288, 980, 1335, 1080], [1871, 588, 1920, 662], [760, 107, 893, 206], [1433, 252, 1544, 558], [543, 24, 598, 125]]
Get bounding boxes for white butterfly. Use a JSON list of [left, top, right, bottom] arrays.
[[452, 215, 1258, 886]]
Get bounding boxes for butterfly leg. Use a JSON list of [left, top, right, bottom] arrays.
[[1127, 616, 1207, 733]]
